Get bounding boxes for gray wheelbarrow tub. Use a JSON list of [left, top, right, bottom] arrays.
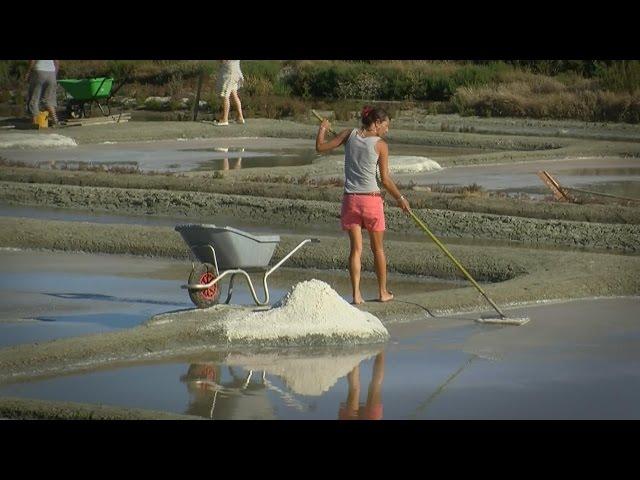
[[175, 224, 280, 271]]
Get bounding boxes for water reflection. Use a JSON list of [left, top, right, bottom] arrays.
[[215, 147, 243, 170], [180, 363, 275, 420], [179, 346, 385, 420], [339, 352, 385, 420]]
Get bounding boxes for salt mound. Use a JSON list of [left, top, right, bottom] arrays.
[[227, 349, 378, 396], [390, 156, 442, 173], [223, 279, 389, 343], [0, 133, 78, 149]]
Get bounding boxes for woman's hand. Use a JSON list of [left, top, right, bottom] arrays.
[[397, 195, 410, 213], [319, 119, 331, 133]]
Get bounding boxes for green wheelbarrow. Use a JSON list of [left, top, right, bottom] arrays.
[[57, 77, 115, 119]]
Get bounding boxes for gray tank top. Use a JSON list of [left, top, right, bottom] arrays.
[[344, 128, 381, 193]]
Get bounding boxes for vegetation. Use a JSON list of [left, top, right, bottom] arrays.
[[1, 60, 639, 123]]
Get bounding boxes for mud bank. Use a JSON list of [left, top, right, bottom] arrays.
[[2, 166, 638, 224], [0, 300, 387, 385], [0, 396, 201, 420], [1, 217, 639, 313], [388, 113, 640, 143], [2, 181, 638, 251], [4, 119, 562, 152]]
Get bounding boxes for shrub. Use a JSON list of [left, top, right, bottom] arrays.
[[243, 76, 274, 96], [594, 60, 640, 93]]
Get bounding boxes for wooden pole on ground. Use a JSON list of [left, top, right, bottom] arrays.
[[537, 170, 574, 202]]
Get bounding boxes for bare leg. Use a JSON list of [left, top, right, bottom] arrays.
[[346, 365, 361, 414], [365, 352, 384, 419], [367, 352, 385, 406], [369, 230, 393, 302], [230, 90, 244, 123], [219, 96, 230, 123], [347, 227, 364, 304]]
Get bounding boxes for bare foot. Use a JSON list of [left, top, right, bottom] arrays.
[[378, 291, 394, 302], [352, 297, 365, 305]]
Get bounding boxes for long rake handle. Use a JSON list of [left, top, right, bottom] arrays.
[[311, 109, 337, 135], [408, 210, 506, 319]]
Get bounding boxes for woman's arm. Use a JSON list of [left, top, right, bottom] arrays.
[[316, 119, 351, 153], [377, 140, 411, 212]]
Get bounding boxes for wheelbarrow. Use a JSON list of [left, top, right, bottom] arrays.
[[175, 224, 319, 308], [57, 77, 117, 119]]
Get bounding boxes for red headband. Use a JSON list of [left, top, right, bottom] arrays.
[[362, 106, 373, 118]]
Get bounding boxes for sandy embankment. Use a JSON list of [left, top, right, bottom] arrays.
[[1, 182, 638, 252]]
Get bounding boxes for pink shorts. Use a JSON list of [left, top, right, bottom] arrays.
[[341, 194, 385, 232]]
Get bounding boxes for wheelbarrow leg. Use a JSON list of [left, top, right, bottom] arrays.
[[242, 370, 253, 389], [225, 273, 238, 304]]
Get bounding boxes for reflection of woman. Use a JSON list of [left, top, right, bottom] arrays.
[[215, 147, 243, 170], [338, 352, 385, 420]]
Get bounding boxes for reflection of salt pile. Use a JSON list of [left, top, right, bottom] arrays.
[[226, 349, 379, 396], [390, 156, 442, 173], [0, 133, 78, 149], [223, 279, 389, 344]]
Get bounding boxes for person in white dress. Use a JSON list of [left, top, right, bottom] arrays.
[[215, 60, 245, 125]]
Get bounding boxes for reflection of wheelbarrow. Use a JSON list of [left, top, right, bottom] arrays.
[[175, 224, 319, 308], [57, 77, 117, 119], [182, 364, 311, 419]]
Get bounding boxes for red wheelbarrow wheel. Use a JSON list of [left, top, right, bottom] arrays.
[[188, 263, 221, 308]]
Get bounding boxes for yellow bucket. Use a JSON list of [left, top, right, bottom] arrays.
[[36, 111, 49, 129]]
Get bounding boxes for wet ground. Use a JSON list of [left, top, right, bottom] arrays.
[[0, 249, 462, 348], [0, 137, 492, 174], [0, 249, 639, 419], [0, 138, 313, 173], [0, 117, 638, 419], [394, 156, 640, 197], [1, 120, 638, 199], [2, 203, 602, 252]]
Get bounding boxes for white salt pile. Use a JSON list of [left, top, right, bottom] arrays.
[[226, 349, 379, 396], [389, 156, 442, 173], [222, 279, 389, 343], [0, 133, 78, 149], [149, 279, 389, 346]]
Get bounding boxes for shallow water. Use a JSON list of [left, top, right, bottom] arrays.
[[2, 296, 639, 419], [0, 136, 498, 174], [397, 157, 640, 193], [1, 250, 639, 419], [0, 143, 311, 173], [0, 249, 461, 348]]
